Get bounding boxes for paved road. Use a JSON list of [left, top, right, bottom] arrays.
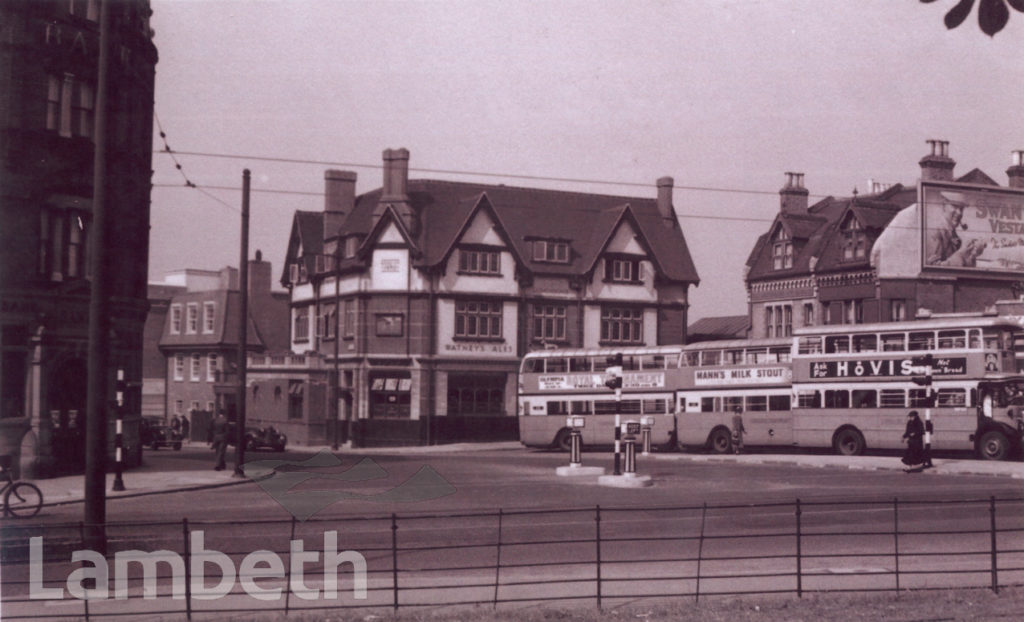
[[3, 446, 1023, 620]]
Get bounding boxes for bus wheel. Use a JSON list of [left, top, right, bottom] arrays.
[[708, 427, 732, 454], [555, 429, 573, 452], [833, 428, 865, 456], [977, 430, 1009, 461]]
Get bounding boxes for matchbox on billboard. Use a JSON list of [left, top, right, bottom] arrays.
[[920, 181, 1024, 272]]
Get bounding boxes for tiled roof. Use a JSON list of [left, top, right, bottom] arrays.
[[286, 178, 700, 284], [746, 184, 917, 281], [687, 315, 750, 341]]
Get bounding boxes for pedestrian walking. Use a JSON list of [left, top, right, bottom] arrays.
[[180, 415, 191, 444], [731, 406, 745, 454], [169, 414, 181, 435], [901, 410, 924, 470], [210, 412, 229, 471]]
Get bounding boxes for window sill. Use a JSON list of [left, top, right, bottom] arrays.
[[456, 270, 503, 277], [598, 341, 644, 347], [452, 336, 506, 343], [601, 279, 644, 285]]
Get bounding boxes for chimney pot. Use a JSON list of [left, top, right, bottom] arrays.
[[780, 172, 809, 214], [1008, 150, 1024, 189], [920, 139, 955, 181], [656, 176, 675, 224], [324, 169, 357, 242]]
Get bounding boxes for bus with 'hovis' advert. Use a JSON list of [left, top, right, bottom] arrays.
[[517, 314, 1024, 460]]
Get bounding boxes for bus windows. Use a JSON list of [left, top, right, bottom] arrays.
[[569, 357, 591, 372], [967, 329, 981, 349], [908, 331, 934, 351], [723, 396, 743, 412], [702, 350, 721, 366], [746, 395, 768, 411], [937, 330, 966, 349], [825, 336, 850, 353], [982, 330, 1001, 351], [571, 400, 592, 414], [852, 390, 876, 408], [641, 354, 665, 369], [770, 346, 792, 363], [683, 351, 700, 367], [701, 397, 721, 412], [881, 333, 905, 351], [594, 400, 617, 415], [824, 390, 849, 408], [593, 356, 609, 372], [768, 394, 791, 411], [642, 399, 667, 414], [523, 358, 543, 373], [880, 389, 906, 408], [853, 335, 877, 353], [620, 400, 642, 415], [546, 358, 568, 373], [937, 388, 967, 407], [621, 356, 640, 371], [798, 336, 822, 354], [726, 349, 744, 365], [746, 348, 769, 364], [547, 401, 569, 415], [796, 390, 821, 408], [909, 389, 930, 407]]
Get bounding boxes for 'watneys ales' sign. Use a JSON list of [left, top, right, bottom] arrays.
[[809, 357, 967, 379]]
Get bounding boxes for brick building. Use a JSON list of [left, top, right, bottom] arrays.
[[744, 142, 1024, 339], [0, 0, 157, 476], [252, 148, 700, 446]]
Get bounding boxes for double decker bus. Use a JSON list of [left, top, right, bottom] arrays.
[[790, 315, 1024, 460], [675, 337, 793, 453], [517, 346, 682, 450]]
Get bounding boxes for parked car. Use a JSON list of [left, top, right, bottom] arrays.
[[140, 417, 182, 451], [225, 424, 287, 452]]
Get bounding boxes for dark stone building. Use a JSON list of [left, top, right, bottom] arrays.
[[0, 0, 158, 476]]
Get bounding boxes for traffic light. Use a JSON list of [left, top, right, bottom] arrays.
[[115, 368, 127, 408], [604, 353, 623, 390], [911, 354, 934, 367], [911, 374, 932, 386], [910, 353, 933, 387]]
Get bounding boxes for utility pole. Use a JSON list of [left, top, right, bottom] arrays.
[[332, 273, 340, 450], [233, 170, 250, 478], [83, 0, 113, 554]]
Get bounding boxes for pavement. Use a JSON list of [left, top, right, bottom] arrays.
[[27, 441, 1024, 508]]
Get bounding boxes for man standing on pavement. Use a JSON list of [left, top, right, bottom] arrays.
[[731, 405, 745, 454], [210, 412, 229, 471]]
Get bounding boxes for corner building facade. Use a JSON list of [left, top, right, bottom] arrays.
[[0, 0, 158, 476], [745, 142, 1024, 339], [274, 148, 700, 446]]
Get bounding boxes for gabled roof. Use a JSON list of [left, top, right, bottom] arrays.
[[956, 168, 1000, 186], [280, 211, 324, 284], [319, 179, 699, 284], [746, 184, 916, 281]]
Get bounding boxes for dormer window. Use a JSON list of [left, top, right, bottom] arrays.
[[841, 217, 868, 261], [288, 263, 299, 285], [772, 229, 793, 270], [533, 240, 569, 263], [343, 236, 359, 259], [458, 248, 501, 275], [314, 254, 335, 273], [604, 256, 643, 283]]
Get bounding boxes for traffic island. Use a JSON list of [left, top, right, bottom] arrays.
[[556, 464, 607, 477], [598, 472, 653, 488]]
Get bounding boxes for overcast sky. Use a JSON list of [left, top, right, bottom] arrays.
[[147, 0, 1024, 321]]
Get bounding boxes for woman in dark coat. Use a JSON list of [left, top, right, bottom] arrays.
[[901, 410, 924, 467]]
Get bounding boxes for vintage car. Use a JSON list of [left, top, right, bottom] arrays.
[[225, 424, 287, 452], [140, 417, 183, 451]]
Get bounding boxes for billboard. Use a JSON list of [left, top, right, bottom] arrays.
[[921, 181, 1024, 272]]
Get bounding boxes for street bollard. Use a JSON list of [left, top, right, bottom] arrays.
[[622, 420, 640, 477], [597, 419, 651, 487], [640, 415, 654, 456], [613, 414, 621, 476], [567, 416, 585, 467]]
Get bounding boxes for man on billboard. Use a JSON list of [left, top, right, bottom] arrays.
[[926, 191, 984, 267]]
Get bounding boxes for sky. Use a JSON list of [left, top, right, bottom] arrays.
[[147, 0, 1024, 322]]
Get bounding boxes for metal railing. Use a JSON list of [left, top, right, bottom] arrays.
[[2, 496, 1023, 620]]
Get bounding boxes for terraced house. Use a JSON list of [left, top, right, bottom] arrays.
[[259, 148, 700, 446]]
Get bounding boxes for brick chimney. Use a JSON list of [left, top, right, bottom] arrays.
[[656, 176, 677, 226], [323, 170, 356, 242], [779, 172, 808, 214], [919, 139, 955, 181], [1007, 150, 1024, 189], [247, 249, 272, 303], [375, 147, 418, 236]]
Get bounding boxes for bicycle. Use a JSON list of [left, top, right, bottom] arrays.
[[1, 455, 43, 518]]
